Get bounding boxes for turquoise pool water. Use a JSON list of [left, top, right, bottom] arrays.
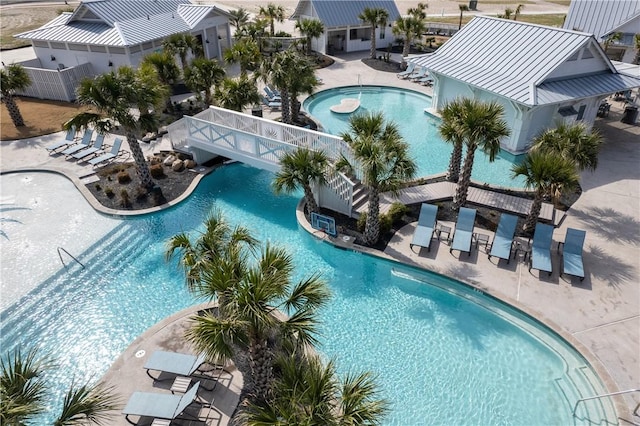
[[303, 86, 526, 188], [0, 167, 610, 425]]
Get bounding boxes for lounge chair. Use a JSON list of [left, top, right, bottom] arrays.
[[58, 129, 93, 156], [69, 134, 105, 160], [266, 84, 281, 97], [264, 86, 281, 101], [559, 228, 586, 281], [144, 350, 208, 381], [88, 138, 122, 166], [528, 223, 554, 276], [396, 62, 416, 79], [122, 381, 205, 425], [410, 203, 438, 252], [261, 96, 282, 110], [409, 67, 427, 81], [418, 77, 434, 86], [488, 213, 518, 263], [449, 207, 477, 256], [45, 126, 76, 152]]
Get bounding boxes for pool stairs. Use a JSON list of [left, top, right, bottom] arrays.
[[553, 365, 618, 425]]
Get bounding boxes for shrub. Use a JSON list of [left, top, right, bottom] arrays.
[[357, 212, 367, 232], [94, 183, 102, 191], [117, 171, 131, 184], [135, 187, 148, 200], [387, 202, 408, 223], [150, 164, 165, 178], [379, 213, 393, 236], [120, 189, 131, 207], [104, 187, 114, 198]]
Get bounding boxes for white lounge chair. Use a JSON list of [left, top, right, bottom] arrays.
[[122, 382, 206, 425], [397, 62, 416, 79]]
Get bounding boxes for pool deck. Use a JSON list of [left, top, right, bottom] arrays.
[[1, 50, 639, 423]]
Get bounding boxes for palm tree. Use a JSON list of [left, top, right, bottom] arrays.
[[439, 99, 466, 183], [513, 4, 525, 20], [163, 33, 202, 73], [295, 18, 325, 56], [1, 348, 118, 426], [450, 98, 510, 211], [603, 32, 622, 54], [458, 5, 469, 30], [66, 66, 168, 191], [359, 7, 389, 59], [340, 112, 417, 245], [633, 34, 640, 65], [512, 151, 579, 233], [184, 58, 226, 106], [186, 243, 331, 402], [262, 49, 294, 123], [285, 53, 319, 123], [140, 51, 180, 86], [531, 121, 603, 172], [407, 2, 428, 19], [241, 351, 388, 425], [215, 75, 260, 112], [223, 38, 261, 77], [165, 209, 258, 313], [259, 3, 286, 37], [229, 7, 250, 36], [273, 148, 328, 215], [392, 15, 427, 59], [0, 64, 31, 127]]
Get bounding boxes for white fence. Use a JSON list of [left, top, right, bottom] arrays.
[[16, 60, 94, 102]]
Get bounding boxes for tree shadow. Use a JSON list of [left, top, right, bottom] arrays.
[[570, 206, 640, 245], [586, 245, 636, 289]]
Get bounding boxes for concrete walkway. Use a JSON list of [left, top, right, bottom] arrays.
[[1, 49, 639, 423]]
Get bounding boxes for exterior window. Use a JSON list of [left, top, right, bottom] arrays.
[[576, 105, 586, 121], [33, 40, 48, 48], [380, 26, 385, 39], [109, 47, 126, 55], [50, 42, 66, 49], [68, 43, 88, 51], [90, 45, 107, 53]]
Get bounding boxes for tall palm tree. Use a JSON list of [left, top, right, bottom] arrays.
[[340, 112, 417, 245], [439, 99, 466, 183], [531, 121, 603, 172], [184, 58, 226, 106], [603, 32, 622, 54], [359, 7, 389, 59], [458, 5, 469, 30], [0, 64, 31, 127], [186, 243, 331, 402], [407, 2, 428, 19], [512, 151, 579, 233], [163, 33, 202, 73], [166, 209, 258, 313], [241, 351, 388, 425], [66, 66, 168, 191], [286, 53, 319, 123], [450, 98, 510, 211], [295, 18, 325, 56], [273, 148, 328, 215], [262, 49, 293, 123], [513, 4, 525, 20], [259, 3, 286, 37], [1, 348, 118, 426], [392, 15, 427, 59], [229, 7, 250, 36], [223, 38, 261, 77], [215, 75, 260, 112], [633, 34, 640, 65], [140, 51, 180, 86]]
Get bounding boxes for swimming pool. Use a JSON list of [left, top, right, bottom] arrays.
[[0, 168, 613, 425], [303, 86, 526, 188]]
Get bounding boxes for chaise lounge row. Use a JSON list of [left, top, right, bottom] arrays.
[[410, 203, 587, 281], [45, 127, 124, 166]]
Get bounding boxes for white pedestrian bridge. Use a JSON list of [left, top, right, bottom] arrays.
[[168, 106, 362, 216]]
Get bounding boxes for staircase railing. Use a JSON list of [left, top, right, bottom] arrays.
[[572, 388, 640, 417]]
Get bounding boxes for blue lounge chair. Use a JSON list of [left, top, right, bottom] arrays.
[[69, 134, 105, 160], [58, 129, 93, 156], [488, 213, 518, 263], [410, 203, 438, 252], [88, 138, 122, 166], [529, 223, 554, 276], [45, 126, 77, 152], [261, 96, 282, 110], [122, 381, 204, 425], [396, 62, 416, 79], [409, 67, 427, 81], [144, 350, 207, 381], [263, 86, 281, 102], [450, 207, 477, 256], [266, 84, 281, 97], [559, 228, 586, 281]]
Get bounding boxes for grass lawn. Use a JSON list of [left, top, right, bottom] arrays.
[[430, 13, 566, 27]]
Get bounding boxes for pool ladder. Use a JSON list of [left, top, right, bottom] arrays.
[[573, 388, 640, 417], [57, 247, 85, 269]]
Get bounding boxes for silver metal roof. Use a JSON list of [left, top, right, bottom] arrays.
[[409, 17, 639, 106], [563, 0, 640, 40], [537, 72, 640, 104], [15, 0, 227, 46], [291, 0, 400, 28]]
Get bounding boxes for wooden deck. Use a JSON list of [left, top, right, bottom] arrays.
[[356, 181, 556, 222]]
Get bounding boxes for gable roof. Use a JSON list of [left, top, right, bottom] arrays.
[[410, 16, 640, 106], [563, 0, 640, 40], [15, 0, 230, 47], [291, 0, 400, 28]]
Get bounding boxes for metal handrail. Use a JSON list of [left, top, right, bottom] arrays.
[[57, 247, 85, 269], [573, 388, 640, 416]]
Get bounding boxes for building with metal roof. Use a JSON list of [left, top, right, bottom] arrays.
[[563, 0, 640, 63], [13, 0, 231, 101], [410, 16, 640, 154], [290, 0, 400, 55]]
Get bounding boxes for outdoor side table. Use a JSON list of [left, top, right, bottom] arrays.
[[474, 233, 490, 250], [170, 376, 191, 394]]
